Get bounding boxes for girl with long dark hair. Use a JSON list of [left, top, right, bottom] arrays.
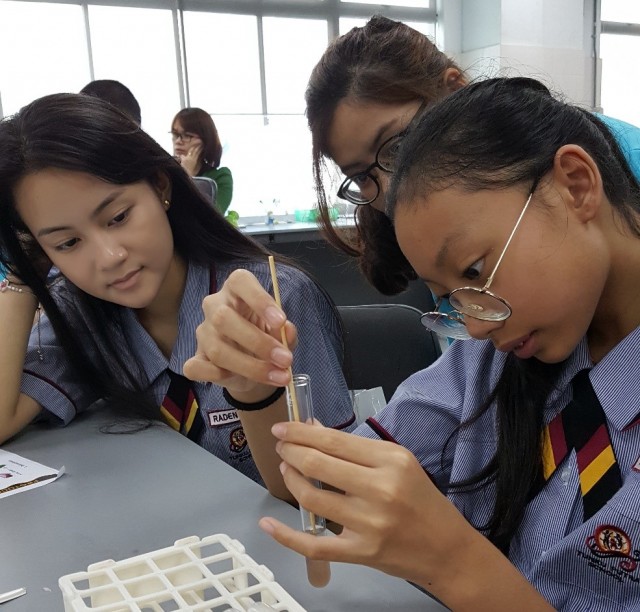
[[0, 94, 353, 498]]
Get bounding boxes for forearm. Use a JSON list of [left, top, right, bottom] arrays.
[[422, 528, 554, 612], [0, 287, 43, 442], [231, 388, 293, 502]]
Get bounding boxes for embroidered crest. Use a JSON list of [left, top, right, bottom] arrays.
[[229, 427, 247, 453], [584, 525, 640, 574]]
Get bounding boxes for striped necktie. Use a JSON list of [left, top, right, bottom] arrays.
[[160, 370, 205, 442], [542, 369, 622, 520]]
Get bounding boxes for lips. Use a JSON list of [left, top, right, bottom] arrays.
[[109, 268, 141, 288], [495, 332, 538, 359], [496, 333, 532, 354]]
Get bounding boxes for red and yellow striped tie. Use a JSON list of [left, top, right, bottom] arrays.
[[160, 370, 204, 442], [542, 369, 621, 520]]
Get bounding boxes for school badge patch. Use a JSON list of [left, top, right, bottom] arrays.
[[577, 524, 640, 583], [229, 427, 247, 453]]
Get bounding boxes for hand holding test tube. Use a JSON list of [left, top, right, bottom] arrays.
[[286, 374, 332, 588], [268, 256, 331, 588]]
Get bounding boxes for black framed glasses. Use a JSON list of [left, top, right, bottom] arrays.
[[170, 130, 198, 144], [337, 101, 428, 206], [420, 188, 536, 340]]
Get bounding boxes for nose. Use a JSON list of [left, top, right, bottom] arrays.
[[94, 234, 127, 270], [370, 170, 392, 213], [377, 171, 392, 194], [462, 315, 504, 341]]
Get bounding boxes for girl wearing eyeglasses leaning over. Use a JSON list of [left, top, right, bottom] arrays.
[[188, 78, 640, 610], [0, 94, 354, 498], [308, 16, 640, 300], [171, 107, 233, 215]]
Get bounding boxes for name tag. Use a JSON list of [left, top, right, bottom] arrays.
[[207, 409, 240, 427]]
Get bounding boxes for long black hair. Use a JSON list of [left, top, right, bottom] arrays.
[[387, 77, 640, 552], [0, 93, 269, 424]]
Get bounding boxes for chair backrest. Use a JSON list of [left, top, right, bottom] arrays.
[[192, 176, 218, 208], [338, 304, 441, 402]]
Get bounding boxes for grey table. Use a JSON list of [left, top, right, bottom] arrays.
[[0, 411, 446, 611]]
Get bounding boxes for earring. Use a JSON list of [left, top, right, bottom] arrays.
[[163, 199, 171, 211]]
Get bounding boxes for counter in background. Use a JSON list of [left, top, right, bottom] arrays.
[[241, 218, 434, 310]]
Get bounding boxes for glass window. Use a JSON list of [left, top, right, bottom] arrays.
[[339, 17, 368, 33], [212, 114, 314, 217], [0, 1, 90, 117], [262, 17, 329, 114], [341, 0, 428, 7], [88, 5, 181, 150], [601, 0, 640, 23], [183, 12, 262, 114], [599, 33, 640, 127]]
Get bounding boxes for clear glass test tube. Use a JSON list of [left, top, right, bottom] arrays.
[[286, 374, 331, 587]]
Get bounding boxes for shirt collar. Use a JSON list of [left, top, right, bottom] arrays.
[[590, 325, 640, 431], [122, 263, 211, 383]]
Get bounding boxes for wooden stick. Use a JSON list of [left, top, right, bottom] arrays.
[[267, 255, 317, 535], [267, 256, 301, 422]]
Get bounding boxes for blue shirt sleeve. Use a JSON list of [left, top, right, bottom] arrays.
[[276, 265, 355, 431], [21, 309, 100, 426], [596, 113, 640, 181]]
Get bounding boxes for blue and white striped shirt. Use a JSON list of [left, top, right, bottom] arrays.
[[355, 330, 640, 611], [21, 261, 355, 483]]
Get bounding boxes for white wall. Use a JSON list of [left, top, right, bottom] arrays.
[[440, 0, 597, 108]]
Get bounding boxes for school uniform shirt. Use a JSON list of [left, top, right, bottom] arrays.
[[354, 330, 640, 611], [21, 261, 355, 484]]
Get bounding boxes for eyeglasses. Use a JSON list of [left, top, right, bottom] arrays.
[[337, 101, 427, 206], [170, 131, 198, 144], [420, 188, 535, 340]]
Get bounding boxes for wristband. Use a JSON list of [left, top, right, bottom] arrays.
[[222, 386, 286, 411]]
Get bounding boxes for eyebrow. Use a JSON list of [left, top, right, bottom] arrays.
[[340, 117, 402, 175], [37, 190, 125, 237], [434, 229, 468, 269]]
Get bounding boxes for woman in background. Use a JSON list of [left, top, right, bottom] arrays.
[[171, 107, 233, 215]]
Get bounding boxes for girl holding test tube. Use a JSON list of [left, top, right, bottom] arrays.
[[191, 78, 640, 611]]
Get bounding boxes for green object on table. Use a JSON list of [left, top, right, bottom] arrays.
[[225, 210, 239, 227], [294, 207, 338, 223]]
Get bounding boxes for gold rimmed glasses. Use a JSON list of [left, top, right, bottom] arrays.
[[420, 188, 535, 340]]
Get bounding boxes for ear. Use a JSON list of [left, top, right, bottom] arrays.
[[151, 171, 172, 203], [551, 144, 603, 223], [442, 68, 467, 93]]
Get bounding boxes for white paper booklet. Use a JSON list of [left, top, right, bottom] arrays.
[[0, 449, 64, 500]]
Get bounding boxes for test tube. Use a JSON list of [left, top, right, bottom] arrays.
[[286, 374, 332, 588]]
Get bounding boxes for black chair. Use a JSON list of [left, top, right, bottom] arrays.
[[192, 176, 218, 208], [338, 304, 442, 402]]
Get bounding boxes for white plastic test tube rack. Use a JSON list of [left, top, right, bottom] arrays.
[[58, 533, 307, 612]]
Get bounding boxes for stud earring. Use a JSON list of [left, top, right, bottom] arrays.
[[163, 199, 171, 211]]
